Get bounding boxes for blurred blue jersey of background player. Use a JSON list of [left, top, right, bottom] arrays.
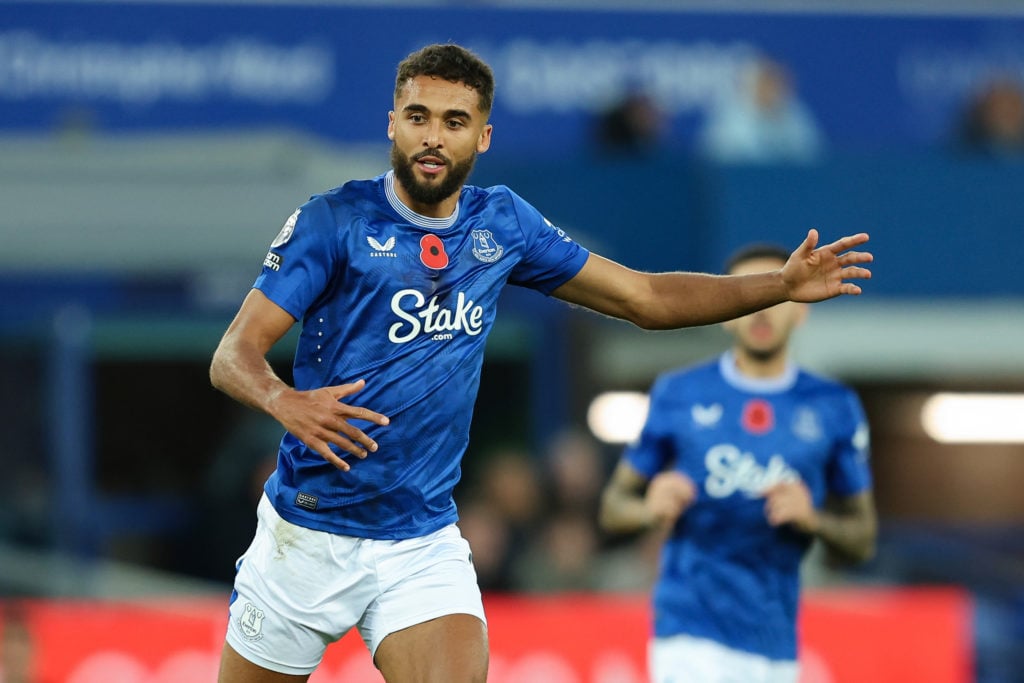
[[600, 243, 877, 683]]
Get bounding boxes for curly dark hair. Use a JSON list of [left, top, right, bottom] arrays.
[[395, 43, 495, 114]]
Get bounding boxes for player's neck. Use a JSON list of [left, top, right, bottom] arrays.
[[731, 347, 789, 379]]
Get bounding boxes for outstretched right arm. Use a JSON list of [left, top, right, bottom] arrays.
[[209, 289, 389, 471], [553, 229, 871, 330]]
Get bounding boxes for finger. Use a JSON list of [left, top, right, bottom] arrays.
[[306, 422, 372, 459], [825, 232, 870, 254], [766, 499, 796, 524], [327, 379, 367, 400], [677, 487, 696, 507], [679, 473, 698, 493], [838, 283, 863, 296], [326, 382, 391, 427], [308, 439, 352, 472], [656, 507, 683, 528], [840, 265, 872, 280], [334, 424, 378, 455], [336, 404, 391, 427], [836, 265, 872, 284], [323, 426, 376, 457], [797, 228, 819, 256], [838, 250, 874, 266]]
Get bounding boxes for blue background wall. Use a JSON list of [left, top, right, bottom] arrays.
[[4, 2, 1024, 153], [3, 1, 1022, 302]]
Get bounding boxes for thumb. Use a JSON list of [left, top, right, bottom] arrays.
[[799, 228, 820, 256]]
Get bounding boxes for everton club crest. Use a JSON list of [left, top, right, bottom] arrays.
[[471, 229, 504, 263], [238, 602, 266, 642]]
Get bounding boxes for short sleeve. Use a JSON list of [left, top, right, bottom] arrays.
[[623, 376, 675, 479], [253, 195, 339, 321], [505, 189, 590, 294], [826, 390, 873, 497]]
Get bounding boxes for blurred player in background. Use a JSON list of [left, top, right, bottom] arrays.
[[209, 42, 873, 683], [600, 243, 877, 683]]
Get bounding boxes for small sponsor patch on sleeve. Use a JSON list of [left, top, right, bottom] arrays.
[[263, 251, 284, 271]]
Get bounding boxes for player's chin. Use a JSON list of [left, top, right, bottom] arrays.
[[744, 339, 778, 353]]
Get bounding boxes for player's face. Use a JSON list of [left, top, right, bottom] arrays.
[[723, 256, 807, 361], [388, 75, 493, 215]]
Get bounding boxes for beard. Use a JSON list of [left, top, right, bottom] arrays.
[[390, 143, 477, 206], [743, 341, 786, 363]]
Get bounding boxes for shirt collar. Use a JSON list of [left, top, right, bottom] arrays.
[[384, 169, 460, 230], [718, 350, 798, 394]]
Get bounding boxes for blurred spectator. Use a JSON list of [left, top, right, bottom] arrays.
[[505, 430, 609, 592], [512, 511, 601, 592], [456, 498, 514, 591], [592, 88, 667, 158], [698, 56, 823, 164], [459, 447, 544, 592], [460, 430, 683, 594], [477, 446, 544, 535], [955, 77, 1024, 160], [542, 427, 606, 517]]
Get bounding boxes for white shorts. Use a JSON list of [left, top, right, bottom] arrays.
[[650, 633, 799, 683], [225, 494, 486, 675]]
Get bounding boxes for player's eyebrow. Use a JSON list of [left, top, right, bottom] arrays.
[[444, 108, 473, 120], [402, 103, 474, 121]]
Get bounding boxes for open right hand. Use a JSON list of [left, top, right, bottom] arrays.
[[782, 229, 873, 302]]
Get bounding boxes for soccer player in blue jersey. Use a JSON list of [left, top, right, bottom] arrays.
[[599, 243, 877, 683], [209, 43, 873, 683]]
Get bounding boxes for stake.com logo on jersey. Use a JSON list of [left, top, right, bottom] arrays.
[[703, 443, 800, 498], [388, 289, 484, 343]]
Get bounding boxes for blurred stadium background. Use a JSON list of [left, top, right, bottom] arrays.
[[1, 0, 1023, 681]]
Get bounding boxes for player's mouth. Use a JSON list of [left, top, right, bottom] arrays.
[[749, 321, 774, 340], [414, 152, 448, 176]]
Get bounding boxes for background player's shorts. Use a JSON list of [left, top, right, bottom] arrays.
[[224, 494, 486, 675], [650, 633, 799, 683]]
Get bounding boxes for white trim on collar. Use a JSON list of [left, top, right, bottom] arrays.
[[384, 169, 460, 230], [718, 350, 798, 394]]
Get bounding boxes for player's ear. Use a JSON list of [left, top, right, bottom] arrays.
[[387, 111, 396, 141], [476, 123, 493, 153]]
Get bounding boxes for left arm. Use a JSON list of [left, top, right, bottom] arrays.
[[764, 483, 877, 564], [551, 229, 871, 330]]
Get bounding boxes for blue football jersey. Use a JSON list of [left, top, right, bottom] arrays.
[[253, 170, 589, 539], [624, 351, 871, 661]]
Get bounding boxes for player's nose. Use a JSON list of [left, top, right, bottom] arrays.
[[423, 121, 443, 148]]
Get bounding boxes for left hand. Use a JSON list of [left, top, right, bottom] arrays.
[[782, 229, 873, 302], [763, 480, 819, 534]]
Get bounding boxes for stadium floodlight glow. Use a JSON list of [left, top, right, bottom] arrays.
[[921, 393, 1024, 444], [587, 391, 650, 444]]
